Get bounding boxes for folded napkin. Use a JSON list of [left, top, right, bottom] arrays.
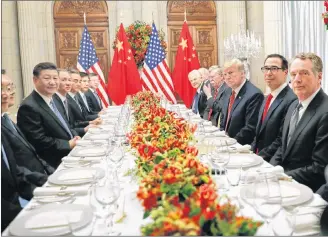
[[76, 140, 107, 146], [84, 133, 111, 140], [204, 126, 220, 133], [62, 156, 103, 163], [33, 186, 89, 196], [211, 138, 236, 146], [70, 147, 106, 157], [229, 144, 252, 153], [203, 121, 213, 126], [88, 127, 112, 134]]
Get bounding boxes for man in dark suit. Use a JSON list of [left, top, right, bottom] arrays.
[[220, 59, 264, 145], [17, 62, 81, 168], [252, 54, 297, 161], [188, 69, 211, 118], [1, 135, 48, 232], [53, 69, 90, 137], [270, 53, 328, 192], [68, 70, 102, 124], [1, 70, 54, 175], [84, 72, 103, 113], [203, 67, 227, 126]]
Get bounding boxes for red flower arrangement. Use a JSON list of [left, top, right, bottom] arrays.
[[323, 1, 328, 30], [129, 91, 262, 235], [112, 21, 167, 69]]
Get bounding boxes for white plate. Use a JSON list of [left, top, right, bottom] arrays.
[[34, 195, 73, 204], [70, 147, 106, 157], [48, 167, 105, 185], [9, 204, 93, 236], [227, 153, 263, 168], [204, 126, 220, 133], [205, 137, 237, 146], [240, 181, 313, 207], [84, 133, 111, 140]]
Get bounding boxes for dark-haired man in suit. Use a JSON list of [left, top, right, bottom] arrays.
[[252, 54, 297, 161], [17, 62, 81, 168], [1, 70, 54, 175], [270, 53, 328, 192], [220, 59, 264, 145], [84, 73, 103, 113]]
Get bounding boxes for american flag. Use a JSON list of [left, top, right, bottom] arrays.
[[141, 23, 176, 103], [77, 25, 109, 107]]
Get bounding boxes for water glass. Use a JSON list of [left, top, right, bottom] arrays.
[[227, 167, 242, 186]]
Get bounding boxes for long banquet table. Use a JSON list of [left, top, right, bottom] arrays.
[[3, 105, 328, 236]]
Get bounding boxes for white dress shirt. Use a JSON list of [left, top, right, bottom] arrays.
[[233, 79, 247, 98], [34, 89, 52, 108], [298, 88, 321, 121], [268, 83, 288, 107]]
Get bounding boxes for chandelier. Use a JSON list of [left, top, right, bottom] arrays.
[[223, 18, 262, 79], [224, 30, 262, 60]]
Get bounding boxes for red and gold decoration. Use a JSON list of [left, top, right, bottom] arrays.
[[128, 91, 262, 236], [323, 1, 328, 30], [112, 21, 167, 69]]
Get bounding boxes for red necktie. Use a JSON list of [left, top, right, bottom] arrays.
[[261, 94, 273, 122], [208, 90, 219, 120], [225, 91, 236, 131]]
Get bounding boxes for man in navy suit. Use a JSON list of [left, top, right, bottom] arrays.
[[270, 53, 328, 192], [220, 59, 264, 145], [252, 54, 297, 161], [84, 73, 103, 113]]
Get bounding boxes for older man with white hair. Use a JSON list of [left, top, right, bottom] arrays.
[[220, 58, 264, 145], [188, 69, 210, 118]]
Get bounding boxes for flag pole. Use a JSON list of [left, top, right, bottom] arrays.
[[184, 1, 187, 22], [120, 11, 123, 24], [152, 12, 154, 24], [83, 12, 86, 25]]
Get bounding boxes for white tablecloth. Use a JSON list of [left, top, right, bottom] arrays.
[[3, 106, 327, 236]]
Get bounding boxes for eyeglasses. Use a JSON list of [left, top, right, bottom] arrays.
[[1, 85, 16, 93], [261, 66, 283, 73]]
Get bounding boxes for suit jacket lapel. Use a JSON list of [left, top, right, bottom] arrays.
[[32, 91, 68, 133], [2, 122, 31, 151], [259, 97, 284, 135], [256, 99, 266, 135], [230, 83, 246, 115]]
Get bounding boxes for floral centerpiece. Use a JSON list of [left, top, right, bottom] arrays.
[[128, 91, 262, 235], [112, 21, 167, 69], [323, 1, 328, 30]]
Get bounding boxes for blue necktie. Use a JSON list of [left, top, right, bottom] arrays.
[[93, 91, 102, 108], [192, 92, 199, 114], [2, 144, 29, 208], [2, 113, 18, 133], [50, 100, 73, 139]]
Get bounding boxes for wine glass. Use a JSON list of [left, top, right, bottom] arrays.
[[253, 173, 282, 235], [92, 181, 121, 236], [211, 140, 230, 192]]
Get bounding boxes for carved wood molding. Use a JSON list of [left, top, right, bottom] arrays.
[[54, 1, 108, 20], [167, 0, 216, 21]]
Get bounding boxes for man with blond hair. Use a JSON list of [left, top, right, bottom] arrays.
[[220, 58, 263, 145], [270, 53, 328, 192], [203, 67, 227, 126]]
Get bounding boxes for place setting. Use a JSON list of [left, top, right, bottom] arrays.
[[9, 203, 94, 236]]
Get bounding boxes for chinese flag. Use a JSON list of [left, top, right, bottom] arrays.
[[172, 21, 201, 108], [107, 23, 142, 105]]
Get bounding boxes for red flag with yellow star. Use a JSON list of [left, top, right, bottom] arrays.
[[172, 21, 201, 108], [107, 23, 142, 105]]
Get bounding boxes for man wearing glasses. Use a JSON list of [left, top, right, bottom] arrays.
[[252, 54, 297, 161]]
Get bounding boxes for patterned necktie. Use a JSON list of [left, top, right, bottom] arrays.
[[74, 95, 83, 112], [287, 103, 303, 146], [49, 100, 73, 139], [192, 92, 199, 114], [225, 90, 236, 131], [262, 94, 273, 122], [63, 99, 69, 121]]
